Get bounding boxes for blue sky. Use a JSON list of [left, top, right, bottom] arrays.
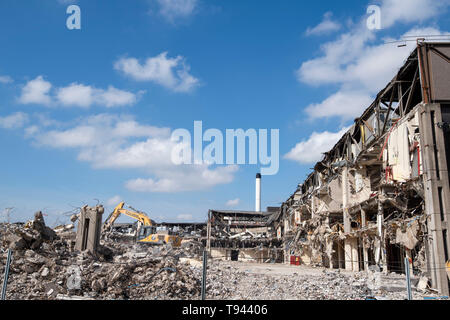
[[0, 0, 449, 226]]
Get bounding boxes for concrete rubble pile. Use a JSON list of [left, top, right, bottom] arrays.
[[0, 212, 205, 300], [1, 211, 445, 300], [2, 212, 60, 251], [103, 229, 136, 244]]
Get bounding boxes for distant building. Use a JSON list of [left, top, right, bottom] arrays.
[[206, 208, 282, 263]]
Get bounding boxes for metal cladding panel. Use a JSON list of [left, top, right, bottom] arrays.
[[429, 46, 450, 101], [420, 43, 450, 102], [441, 104, 450, 184]]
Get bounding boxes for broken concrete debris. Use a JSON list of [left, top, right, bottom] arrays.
[[0, 208, 205, 300], [0, 205, 447, 300], [3, 212, 58, 251], [194, 261, 442, 300]]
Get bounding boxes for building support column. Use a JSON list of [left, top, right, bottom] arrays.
[[376, 198, 387, 273], [361, 208, 369, 271], [418, 104, 450, 295], [327, 238, 334, 269], [342, 166, 354, 271], [343, 166, 350, 233], [351, 238, 360, 272], [325, 215, 334, 269], [343, 237, 359, 272], [344, 240, 353, 271]]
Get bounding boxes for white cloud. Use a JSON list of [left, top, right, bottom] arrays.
[[156, 0, 198, 22], [296, 1, 448, 122], [0, 112, 29, 129], [381, 0, 449, 28], [35, 114, 170, 149], [305, 90, 374, 121], [291, 1, 448, 167], [298, 27, 445, 121], [19, 76, 53, 106], [176, 214, 193, 221], [29, 114, 238, 193], [305, 12, 341, 36], [285, 127, 350, 164], [114, 52, 200, 93], [56, 83, 93, 108], [106, 195, 122, 207], [24, 114, 63, 138], [40, 125, 101, 148], [100, 86, 141, 107], [24, 125, 39, 137], [56, 84, 139, 108], [298, 27, 443, 91], [125, 165, 238, 193], [226, 198, 240, 207], [19, 77, 140, 108], [0, 75, 13, 84]]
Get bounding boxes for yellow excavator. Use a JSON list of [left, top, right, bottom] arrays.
[[102, 202, 181, 247]]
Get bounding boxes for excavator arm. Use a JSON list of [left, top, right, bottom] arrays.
[[119, 209, 153, 226], [102, 202, 154, 232], [102, 201, 181, 247]]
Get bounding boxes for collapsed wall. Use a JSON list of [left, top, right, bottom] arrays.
[[75, 205, 104, 254], [277, 42, 450, 295]]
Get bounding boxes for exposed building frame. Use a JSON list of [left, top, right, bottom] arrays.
[[277, 42, 450, 294]]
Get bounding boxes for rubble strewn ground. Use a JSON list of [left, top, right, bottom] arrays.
[[201, 261, 447, 300], [1, 216, 203, 300], [0, 214, 447, 300]]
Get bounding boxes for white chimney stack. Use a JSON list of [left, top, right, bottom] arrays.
[[255, 173, 261, 212]]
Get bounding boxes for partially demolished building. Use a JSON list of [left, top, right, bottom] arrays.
[[278, 42, 450, 295], [154, 222, 206, 240], [206, 209, 282, 262]]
